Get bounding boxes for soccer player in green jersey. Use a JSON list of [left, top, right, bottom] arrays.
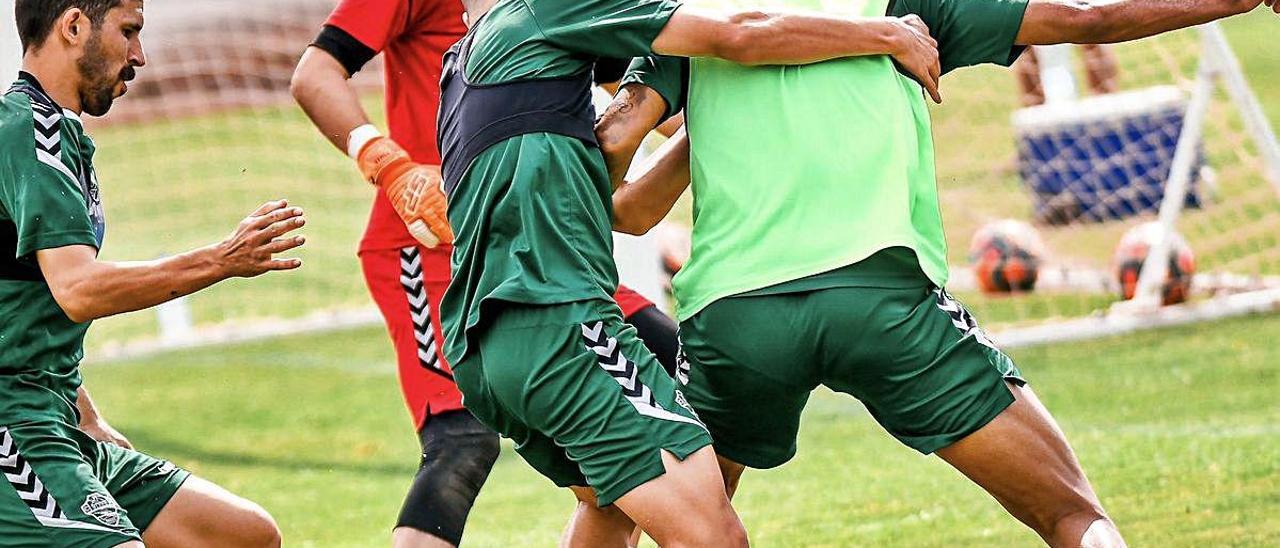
[[596, 0, 1279, 545], [1, 1, 306, 545], [436, 0, 947, 545]]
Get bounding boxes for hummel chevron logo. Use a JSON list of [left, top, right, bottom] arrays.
[[933, 289, 998, 350], [580, 322, 707, 430], [0, 428, 65, 520], [399, 247, 451, 380]]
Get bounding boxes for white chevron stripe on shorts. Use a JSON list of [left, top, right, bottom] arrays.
[[0, 428, 65, 520], [580, 322, 705, 428], [933, 289, 998, 349], [399, 247, 450, 378]]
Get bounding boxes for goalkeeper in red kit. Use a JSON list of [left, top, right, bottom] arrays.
[[289, 1, 679, 546]]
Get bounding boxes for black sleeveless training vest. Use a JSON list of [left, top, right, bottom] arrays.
[[436, 26, 600, 196]]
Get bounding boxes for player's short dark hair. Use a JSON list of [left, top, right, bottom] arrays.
[[15, 0, 124, 53]]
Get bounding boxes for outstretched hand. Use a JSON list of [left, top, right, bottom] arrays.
[[218, 200, 307, 277], [889, 14, 942, 104]]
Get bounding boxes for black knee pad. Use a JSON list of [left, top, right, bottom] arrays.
[[626, 305, 680, 378], [396, 410, 500, 545]]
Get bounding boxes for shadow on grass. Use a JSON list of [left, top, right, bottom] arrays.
[[125, 429, 418, 477]]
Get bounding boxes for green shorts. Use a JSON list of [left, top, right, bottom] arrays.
[[454, 301, 711, 506], [0, 418, 189, 547], [680, 286, 1024, 469]]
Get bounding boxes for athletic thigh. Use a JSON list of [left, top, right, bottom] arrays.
[[141, 475, 280, 548], [679, 293, 819, 470], [0, 421, 141, 547], [822, 287, 1024, 454], [936, 382, 1113, 543], [461, 302, 711, 506]]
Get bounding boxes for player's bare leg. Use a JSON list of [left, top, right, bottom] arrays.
[[563, 486, 637, 548], [393, 528, 455, 548], [610, 447, 748, 548], [717, 455, 747, 500], [142, 475, 281, 548], [936, 382, 1125, 548], [113, 542, 144, 547]]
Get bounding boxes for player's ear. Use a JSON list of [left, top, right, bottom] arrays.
[[58, 8, 89, 47]]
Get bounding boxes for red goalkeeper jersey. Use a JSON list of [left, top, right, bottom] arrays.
[[318, 0, 466, 252]]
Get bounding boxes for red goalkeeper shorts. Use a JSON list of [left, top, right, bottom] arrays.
[[361, 244, 656, 429]]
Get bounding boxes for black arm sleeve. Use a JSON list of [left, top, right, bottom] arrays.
[[311, 25, 378, 77]]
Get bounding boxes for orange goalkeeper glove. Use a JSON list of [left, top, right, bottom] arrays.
[[356, 136, 454, 248]]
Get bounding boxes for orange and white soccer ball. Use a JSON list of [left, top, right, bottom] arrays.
[[969, 219, 1046, 294], [1114, 222, 1196, 305]]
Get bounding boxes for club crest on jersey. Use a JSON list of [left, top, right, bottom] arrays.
[[81, 492, 123, 527]]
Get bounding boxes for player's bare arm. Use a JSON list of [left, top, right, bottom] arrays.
[[597, 83, 672, 190], [596, 83, 692, 234], [1017, 0, 1278, 45], [613, 127, 692, 235], [290, 46, 452, 248], [37, 200, 305, 323], [656, 10, 944, 102], [291, 47, 371, 154]]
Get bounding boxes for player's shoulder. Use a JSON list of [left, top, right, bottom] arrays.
[[0, 89, 39, 146]]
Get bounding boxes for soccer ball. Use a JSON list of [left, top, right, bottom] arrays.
[[1114, 222, 1196, 305], [969, 219, 1046, 293]]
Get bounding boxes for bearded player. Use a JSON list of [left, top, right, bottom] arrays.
[[597, 0, 1279, 546], [1, 0, 308, 545], [288, 2, 680, 546]]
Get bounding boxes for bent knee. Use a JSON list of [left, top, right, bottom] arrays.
[[235, 503, 283, 548], [672, 522, 748, 548], [1040, 504, 1116, 546]]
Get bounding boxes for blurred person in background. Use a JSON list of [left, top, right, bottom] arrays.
[[1, 0, 307, 546], [288, 2, 682, 546], [1015, 44, 1120, 107]]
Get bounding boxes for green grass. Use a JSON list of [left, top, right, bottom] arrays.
[[83, 313, 1280, 546]]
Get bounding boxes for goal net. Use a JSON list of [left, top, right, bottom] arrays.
[[929, 20, 1280, 348], [4, 3, 1276, 358]]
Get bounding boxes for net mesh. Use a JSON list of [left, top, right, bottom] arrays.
[[929, 26, 1280, 336], [56, 5, 1280, 352], [85, 0, 384, 353]]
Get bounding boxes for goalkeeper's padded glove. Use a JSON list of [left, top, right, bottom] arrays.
[[356, 137, 454, 248]]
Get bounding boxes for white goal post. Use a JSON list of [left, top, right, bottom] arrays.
[[993, 22, 1280, 349]]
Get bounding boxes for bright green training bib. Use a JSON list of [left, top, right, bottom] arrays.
[[674, 0, 949, 321]]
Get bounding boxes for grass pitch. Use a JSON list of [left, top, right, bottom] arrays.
[[84, 313, 1279, 547]]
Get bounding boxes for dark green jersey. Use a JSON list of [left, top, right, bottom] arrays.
[[0, 73, 106, 421], [440, 0, 680, 363]]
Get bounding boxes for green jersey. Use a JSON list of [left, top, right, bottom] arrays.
[[440, 0, 680, 363], [624, 0, 1028, 321], [0, 73, 105, 421]]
